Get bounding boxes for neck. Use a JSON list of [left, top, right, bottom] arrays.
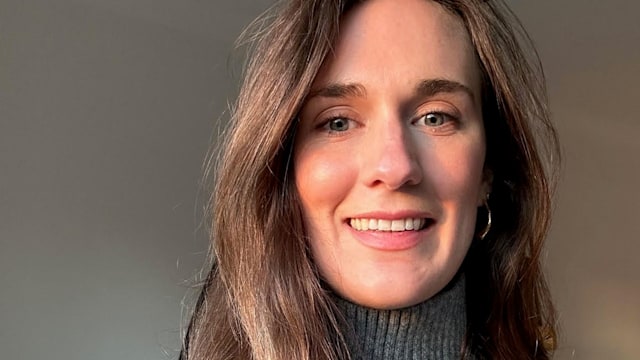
[[332, 273, 467, 360]]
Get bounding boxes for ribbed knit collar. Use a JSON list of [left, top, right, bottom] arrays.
[[333, 274, 467, 360]]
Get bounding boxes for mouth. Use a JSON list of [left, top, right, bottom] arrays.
[[348, 217, 435, 232]]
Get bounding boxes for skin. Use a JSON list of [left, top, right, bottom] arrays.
[[294, 0, 490, 309]]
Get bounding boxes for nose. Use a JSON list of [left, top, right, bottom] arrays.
[[361, 119, 422, 190]]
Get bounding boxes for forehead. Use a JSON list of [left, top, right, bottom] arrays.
[[312, 0, 480, 98]]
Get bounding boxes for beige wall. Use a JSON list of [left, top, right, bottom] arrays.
[[1, 0, 638, 359], [510, 1, 640, 358]]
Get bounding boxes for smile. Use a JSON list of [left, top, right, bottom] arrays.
[[349, 218, 432, 232]]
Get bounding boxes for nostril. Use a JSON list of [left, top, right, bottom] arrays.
[[367, 155, 422, 189], [361, 125, 423, 189]]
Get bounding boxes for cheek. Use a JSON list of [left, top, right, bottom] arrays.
[[425, 138, 485, 256], [293, 147, 356, 222], [428, 138, 486, 202]]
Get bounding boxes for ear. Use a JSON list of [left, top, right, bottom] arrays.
[[477, 168, 493, 206]]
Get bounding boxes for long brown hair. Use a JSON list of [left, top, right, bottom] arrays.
[[180, 1, 560, 359]]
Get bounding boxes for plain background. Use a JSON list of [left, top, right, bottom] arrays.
[[1, 1, 638, 359]]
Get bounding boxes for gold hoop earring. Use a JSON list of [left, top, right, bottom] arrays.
[[479, 194, 492, 240]]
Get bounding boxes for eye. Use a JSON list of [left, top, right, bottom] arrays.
[[324, 117, 351, 132], [416, 112, 450, 127], [312, 109, 360, 137]]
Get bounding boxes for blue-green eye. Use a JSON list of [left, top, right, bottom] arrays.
[[326, 117, 350, 132], [418, 112, 448, 126]]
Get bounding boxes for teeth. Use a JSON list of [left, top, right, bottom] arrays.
[[349, 218, 427, 232], [378, 219, 391, 231], [405, 218, 414, 230], [391, 219, 405, 231]]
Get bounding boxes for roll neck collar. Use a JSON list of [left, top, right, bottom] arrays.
[[332, 274, 467, 360]]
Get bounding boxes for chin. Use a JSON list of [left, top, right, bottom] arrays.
[[331, 265, 454, 310]]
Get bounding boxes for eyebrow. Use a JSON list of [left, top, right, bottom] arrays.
[[415, 79, 475, 101], [307, 83, 368, 99], [307, 78, 475, 101]]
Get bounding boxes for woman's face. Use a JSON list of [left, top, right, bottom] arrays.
[[294, 0, 489, 309]]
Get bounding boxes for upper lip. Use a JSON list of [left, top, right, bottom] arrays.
[[346, 210, 435, 220]]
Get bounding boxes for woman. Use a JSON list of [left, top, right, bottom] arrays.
[[181, 0, 560, 359]]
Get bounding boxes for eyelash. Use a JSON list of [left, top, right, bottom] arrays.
[[413, 110, 458, 128], [318, 113, 358, 136], [316, 108, 459, 136], [414, 101, 463, 135]]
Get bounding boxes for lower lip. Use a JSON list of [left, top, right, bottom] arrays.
[[346, 222, 432, 251]]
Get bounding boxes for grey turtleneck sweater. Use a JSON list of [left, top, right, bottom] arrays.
[[333, 274, 467, 360]]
